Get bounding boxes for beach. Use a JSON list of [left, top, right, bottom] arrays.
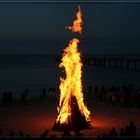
[[0, 98, 140, 137]]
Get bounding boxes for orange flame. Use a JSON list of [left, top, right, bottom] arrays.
[[56, 5, 90, 125], [66, 5, 82, 34]]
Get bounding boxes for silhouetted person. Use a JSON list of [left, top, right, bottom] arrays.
[[25, 134, 31, 138], [124, 125, 130, 136], [125, 88, 130, 107], [42, 88, 46, 98], [48, 88, 55, 93], [49, 134, 56, 138], [3, 92, 6, 106], [137, 93, 140, 108], [120, 128, 125, 137], [3, 91, 9, 106], [9, 91, 13, 104], [96, 135, 101, 139], [62, 130, 71, 137], [24, 88, 29, 105], [75, 130, 83, 137], [0, 128, 3, 136], [39, 92, 43, 104], [102, 133, 107, 137], [111, 93, 116, 106], [40, 129, 49, 138], [22, 93, 25, 105], [120, 93, 125, 107], [108, 92, 112, 104], [21, 89, 29, 105], [9, 131, 14, 137], [135, 90, 140, 108], [99, 86, 105, 101], [40, 88, 47, 104], [109, 127, 118, 137], [19, 131, 24, 137], [128, 121, 136, 136], [48, 87, 55, 98]]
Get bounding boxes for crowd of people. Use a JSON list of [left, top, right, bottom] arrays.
[[101, 121, 137, 138], [2, 88, 30, 106], [1, 85, 140, 109], [0, 121, 137, 138], [0, 85, 139, 138], [1, 85, 140, 108], [1, 87, 57, 106], [88, 85, 140, 108]]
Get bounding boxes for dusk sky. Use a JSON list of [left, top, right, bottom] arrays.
[[0, 0, 140, 54]]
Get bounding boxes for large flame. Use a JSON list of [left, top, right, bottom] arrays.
[[56, 5, 90, 125], [66, 5, 82, 34]]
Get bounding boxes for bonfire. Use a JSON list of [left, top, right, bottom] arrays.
[[53, 5, 91, 132]]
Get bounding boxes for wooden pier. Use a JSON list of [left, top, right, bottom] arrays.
[[87, 54, 140, 71], [55, 54, 140, 71]]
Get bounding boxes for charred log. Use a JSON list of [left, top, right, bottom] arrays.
[[53, 95, 91, 132]]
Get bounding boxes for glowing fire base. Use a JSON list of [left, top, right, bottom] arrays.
[[53, 96, 91, 132]]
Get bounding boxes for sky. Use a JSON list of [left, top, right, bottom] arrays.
[[0, 0, 140, 54]]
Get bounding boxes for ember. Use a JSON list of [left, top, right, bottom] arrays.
[[53, 5, 91, 132]]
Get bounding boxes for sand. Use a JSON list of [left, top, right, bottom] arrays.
[[0, 98, 140, 137]]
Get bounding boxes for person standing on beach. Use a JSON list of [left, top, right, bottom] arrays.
[[9, 91, 13, 104], [3, 91, 9, 107], [120, 93, 125, 107], [111, 93, 116, 106], [24, 88, 29, 105]]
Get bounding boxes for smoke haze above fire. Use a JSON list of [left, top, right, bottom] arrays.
[[0, 1, 140, 54]]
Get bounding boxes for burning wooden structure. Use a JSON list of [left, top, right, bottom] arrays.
[[53, 5, 91, 132]]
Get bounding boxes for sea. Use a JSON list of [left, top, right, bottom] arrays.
[[0, 54, 140, 99]]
